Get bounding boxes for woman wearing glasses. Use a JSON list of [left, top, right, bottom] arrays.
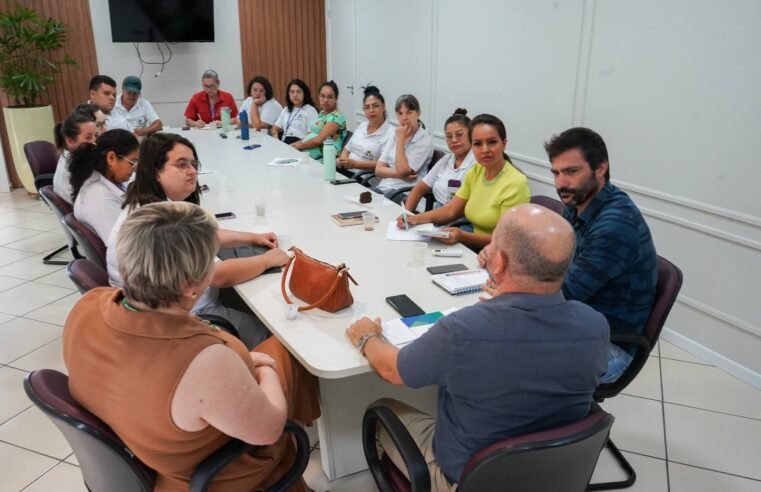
[[269, 79, 319, 144], [336, 85, 394, 175], [184, 69, 238, 128], [106, 133, 288, 348], [70, 129, 139, 243]]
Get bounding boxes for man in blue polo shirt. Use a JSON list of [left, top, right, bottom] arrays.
[[545, 127, 657, 382], [347, 204, 609, 490]]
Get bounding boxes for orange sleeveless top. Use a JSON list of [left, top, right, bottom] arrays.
[[63, 288, 288, 491]]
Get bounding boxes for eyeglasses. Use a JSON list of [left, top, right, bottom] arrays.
[[445, 131, 467, 141], [203, 83, 218, 90], [170, 158, 201, 172], [118, 155, 138, 168]]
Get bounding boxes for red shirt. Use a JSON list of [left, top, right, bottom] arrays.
[[184, 90, 238, 123]]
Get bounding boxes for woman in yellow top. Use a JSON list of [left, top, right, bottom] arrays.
[[396, 114, 530, 251]]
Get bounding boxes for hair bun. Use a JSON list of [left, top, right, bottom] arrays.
[[453, 108, 468, 116], [363, 85, 381, 97]]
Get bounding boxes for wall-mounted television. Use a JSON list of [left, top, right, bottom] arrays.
[[108, 0, 214, 43]]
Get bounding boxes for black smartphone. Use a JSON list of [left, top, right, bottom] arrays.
[[426, 264, 468, 275], [219, 133, 228, 139], [181, 126, 190, 131], [243, 144, 262, 150], [337, 211, 365, 220], [330, 178, 356, 185], [386, 295, 425, 317], [214, 212, 236, 220]]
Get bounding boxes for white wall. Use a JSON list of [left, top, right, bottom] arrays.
[[327, 0, 761, 387], [88, 0, 244, 128]]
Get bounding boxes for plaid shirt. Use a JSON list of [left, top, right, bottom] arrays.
[[562, 183, 658, 335]]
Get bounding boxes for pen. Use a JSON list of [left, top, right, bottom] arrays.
[[402, 212, 409, 230]]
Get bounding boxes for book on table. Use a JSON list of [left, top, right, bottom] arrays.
[[330, 211, 378, 227]]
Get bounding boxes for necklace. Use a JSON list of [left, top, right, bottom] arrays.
[[120, 297, 218, 329]]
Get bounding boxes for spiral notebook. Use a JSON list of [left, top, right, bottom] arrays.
[[431, 269, 489, 295]]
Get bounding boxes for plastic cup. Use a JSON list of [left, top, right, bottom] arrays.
[[254, 198, 266, 216], [278, 234, 292, 251], [411, 242, 427, 266], [362, 212, 375, 231]]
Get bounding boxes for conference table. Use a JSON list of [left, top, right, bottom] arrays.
[[170, 127, 484, 479]]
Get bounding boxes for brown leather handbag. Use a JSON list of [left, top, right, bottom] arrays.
[[281, 247, 358, 312]]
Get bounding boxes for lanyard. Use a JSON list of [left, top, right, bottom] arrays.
[[284, 107, 302, 136]]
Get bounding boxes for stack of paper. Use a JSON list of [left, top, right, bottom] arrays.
[[381, 308, 458, 347], [385, 222, 449, 241]]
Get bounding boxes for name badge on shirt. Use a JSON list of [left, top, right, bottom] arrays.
[[447, 179, 461, 201]]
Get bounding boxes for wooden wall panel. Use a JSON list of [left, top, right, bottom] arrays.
[[0, 0, 99, 188], [239, 0, 327, 110]]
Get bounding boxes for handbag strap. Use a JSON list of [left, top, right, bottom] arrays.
[[281, 249, 350, 312]]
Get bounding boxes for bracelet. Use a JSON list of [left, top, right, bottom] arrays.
[[356, 332, 380, 355]]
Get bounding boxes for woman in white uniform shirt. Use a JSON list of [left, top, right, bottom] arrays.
[[53, 112, 98, 204], [237, 76, 282, 132], [70, 129, 139, 242], [374, 94, 434, 193], [337, 86, 394, 175], [404, 109, 475, 211], [269, 79, 319, 144]]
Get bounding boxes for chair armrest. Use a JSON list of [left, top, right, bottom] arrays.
[[353, 170, 376, 186], [34, 173, 54, 192], [423, 193, 436, 212], [362, 405, 430, 492], [385, 187, 413, 205], [197, 314, 240, 339], [595, 333, 652, 401], [189, 420, 309, 492], [445, 218, 471, 229]]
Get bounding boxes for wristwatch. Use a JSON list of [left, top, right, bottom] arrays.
[[356, 333, 380, 355]]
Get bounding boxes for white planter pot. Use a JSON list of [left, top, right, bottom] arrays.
[[2, 105, 56, 193]]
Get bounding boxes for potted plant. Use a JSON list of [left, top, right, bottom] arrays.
[[0, 4, 75, 192]]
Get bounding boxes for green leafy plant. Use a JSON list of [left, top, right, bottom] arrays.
[[0, 4, 76, 107]]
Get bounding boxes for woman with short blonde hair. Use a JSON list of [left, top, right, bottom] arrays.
[[64, 201, 320, 491]]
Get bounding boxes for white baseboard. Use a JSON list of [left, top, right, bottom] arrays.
[[661, 328, 761, 390]]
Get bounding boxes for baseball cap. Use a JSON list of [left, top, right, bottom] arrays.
[[123, 76, 142, 94]]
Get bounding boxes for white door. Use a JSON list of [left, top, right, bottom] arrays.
[[326, 0, 356, 130]]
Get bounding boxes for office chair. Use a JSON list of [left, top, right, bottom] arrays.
[[363, 404, 614, 492], [62, 213, 107, 270], [530, 194, 565, 214], [67, 259, 109, 294], [588, 255, 683, 490], [385, 149, 447, 209], [24, 369, 311, 492], [38, 185, 80, 265], [24, 140, 58, 192]]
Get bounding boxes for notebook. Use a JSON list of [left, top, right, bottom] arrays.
[[431, 269, 489, 295]]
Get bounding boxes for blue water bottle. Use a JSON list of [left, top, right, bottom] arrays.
[[323, 137, 336, 181], [239, 110, 249, 140]]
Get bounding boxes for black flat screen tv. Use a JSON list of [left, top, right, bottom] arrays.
[[108, 0, 214, 43]]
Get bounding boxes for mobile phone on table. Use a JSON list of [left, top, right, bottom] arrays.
[[386, 295, 425, 317], [337, 211, 365, 220], [214, 212, 236, 220], [426, 264, 468, 275], [330, 178, 356, 185], [243, 144, 261, 150]]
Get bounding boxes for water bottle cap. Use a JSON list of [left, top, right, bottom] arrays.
[[325, 137, 334, 144]]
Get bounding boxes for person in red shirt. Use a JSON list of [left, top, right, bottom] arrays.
[[184, 69, 238, 128]]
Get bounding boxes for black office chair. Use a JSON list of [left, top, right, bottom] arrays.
[[24, 369, 310, 492], [363, 404, 614, 492], [587, 256, 683, 490], [530, 194, 565, 214], [38, 185, 80, 265], [24, 140, 58, 191], [62, 213, 107, 270], [67, 259, 109, 294], [384, 149, 447, 208]]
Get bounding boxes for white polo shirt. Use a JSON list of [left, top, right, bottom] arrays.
[[376, 125, 434, 192], [422, 150, 476, 205], [274, 104, 319, 140], [112, 94, 161, 130], [344, 120, 394, 173], [73, 173, 125, 243], [240, 97, 283, 131], [53, 151, 73, 204]]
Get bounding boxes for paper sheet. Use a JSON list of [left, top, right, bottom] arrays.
[[385, 221, 440, 241], [266, 158, 302, 167], [382, 308, 459, 347]]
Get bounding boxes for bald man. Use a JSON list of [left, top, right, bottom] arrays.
[[346, 204, 609, 490]]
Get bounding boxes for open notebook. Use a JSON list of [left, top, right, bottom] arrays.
[[431, 269, 489, 295]]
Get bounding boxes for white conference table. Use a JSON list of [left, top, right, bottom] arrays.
[[169, 127, 484, 479]]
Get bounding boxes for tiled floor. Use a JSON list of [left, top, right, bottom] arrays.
[[0, 188, 759, 491]]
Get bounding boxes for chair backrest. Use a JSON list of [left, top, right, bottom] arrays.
[[24, 140, 58, 176], [530, 194, 565, 215], [344, 129, 353, 148], [643, 256, 683, 345], [458, 408, 614, 492], [67, 258, 110, 294], [429, 149, 446, 172], [63, 213, 107, 269], [39, 185, 77, 249], [23, 369, 155, 492]]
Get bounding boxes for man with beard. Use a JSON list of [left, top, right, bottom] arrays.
[[544, 127, 657, 382], [480, 127, 656, 382]]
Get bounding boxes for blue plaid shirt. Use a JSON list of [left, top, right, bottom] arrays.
[[562, 183, 657, 335]]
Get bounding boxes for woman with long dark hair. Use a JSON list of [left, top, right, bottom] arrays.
[[269, 78, 319, 144]]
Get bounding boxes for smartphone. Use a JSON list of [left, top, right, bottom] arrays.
[[386, 295, 425, 317], [219, 133, 228, 139], [330, 178, 356, 185], [426, 264, 468, 275], [337, 211, 365, 220], [214, 212, 236, 220], [243, 144, 262, 150], [181, 126, 190, 131]]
